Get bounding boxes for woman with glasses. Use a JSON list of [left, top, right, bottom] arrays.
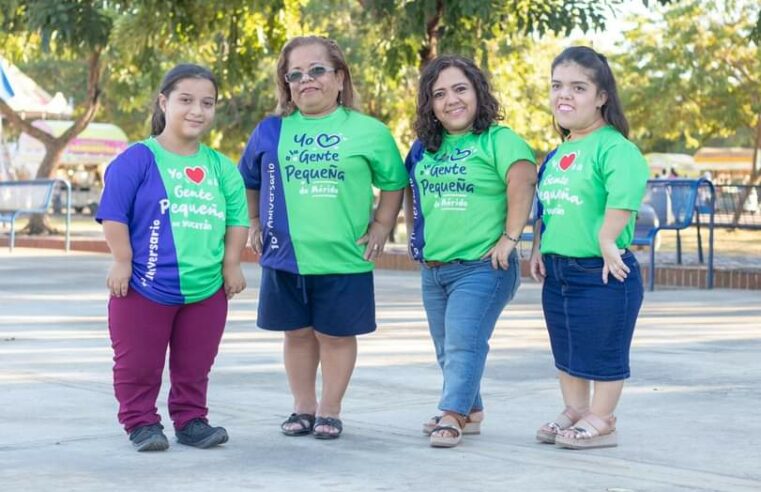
[[405, 55, 536, 447], [238, 36, 407, 439]]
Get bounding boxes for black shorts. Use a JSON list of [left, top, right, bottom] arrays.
[[256, 267, 376, 336]]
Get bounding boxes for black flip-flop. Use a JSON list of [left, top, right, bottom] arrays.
[[281, 413, 315, 436], [312, 416, 343, 439]]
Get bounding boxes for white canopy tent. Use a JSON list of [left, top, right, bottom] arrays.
[[0, 56, 74, 180]]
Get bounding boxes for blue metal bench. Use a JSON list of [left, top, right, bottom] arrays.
[[0, 179, 72, 252], [635, 178, 715, 291], [706, 184, 761, 230]]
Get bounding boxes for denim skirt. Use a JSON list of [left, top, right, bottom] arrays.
[[542, 251, 644, 381]]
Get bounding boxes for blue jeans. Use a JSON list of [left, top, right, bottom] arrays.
[[421, 253, 520, 416]]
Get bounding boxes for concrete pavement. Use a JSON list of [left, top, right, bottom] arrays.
[[0, 249, 759, 491]]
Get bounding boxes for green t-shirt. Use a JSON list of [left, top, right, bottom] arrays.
[[238, 108, 408, 274], [97, 138, 249, 305], [538, 125, 649, 257], [406, 125, 536, 262]]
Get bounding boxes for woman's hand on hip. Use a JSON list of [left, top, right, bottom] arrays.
[[482, 236, 516, 270], [107, 260, 131, 297], [600, 239, 629, 284]]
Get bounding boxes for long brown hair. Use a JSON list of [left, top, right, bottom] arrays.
[[274, 36, 357, 116], [150, 64, 218, 136], [551, 46, 629, 139]]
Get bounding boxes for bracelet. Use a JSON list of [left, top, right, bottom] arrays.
[[502, 231, 520, 243]]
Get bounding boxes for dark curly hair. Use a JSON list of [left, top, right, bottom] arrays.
[[551, 46, 629, 139], [414, 55, 503, 153]]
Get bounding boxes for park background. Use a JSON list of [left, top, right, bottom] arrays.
[[1, 4, 761, 490], [0, 0, 759, 181], [0, 0, 760, 274]]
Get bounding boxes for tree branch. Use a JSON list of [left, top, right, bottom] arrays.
[[0, 99, 56, 145], [59, 50, 102, 143], [419, 0, 443, 68]]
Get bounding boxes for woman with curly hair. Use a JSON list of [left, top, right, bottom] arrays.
[[405, 55, 537, 447]]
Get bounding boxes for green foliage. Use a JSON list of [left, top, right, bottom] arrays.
[[2, 0, 113, 54], [6, 0, 756, 161], [359, 0, 651, 72], [615, 0, 760, 153]]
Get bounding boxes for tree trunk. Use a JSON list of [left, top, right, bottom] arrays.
[[419, 0, 444, 69], [23, 141, 68, 234], [730, 113, 761, 227]]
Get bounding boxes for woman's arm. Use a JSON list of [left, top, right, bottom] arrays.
[[483, 160, 537, 270], [102, 221, 132, 297], [598, 209, 633, 284], [223, 226, 249, 299], [529, 218, 545, 282], [403, 186, 415, 259], [246, 189, 262, 254], [357, 189, 404, 261]]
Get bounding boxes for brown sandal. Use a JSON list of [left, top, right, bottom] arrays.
[[430, 412, 467, 448], [554, 413, 617, 450], [536, 406, 583, 444], [423, 411, 483, 435]]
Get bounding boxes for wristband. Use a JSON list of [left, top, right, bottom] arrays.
[[502, 231, 520, 243]]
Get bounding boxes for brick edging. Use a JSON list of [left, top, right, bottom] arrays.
[[2, 235, 760, 290]]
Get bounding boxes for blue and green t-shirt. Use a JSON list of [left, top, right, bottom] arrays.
[[97, 138, 249, 305], [238, 107, 408, 275], [406, 125, 535, 262]]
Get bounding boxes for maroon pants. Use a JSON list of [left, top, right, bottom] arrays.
[[108, 288, 227, 433]]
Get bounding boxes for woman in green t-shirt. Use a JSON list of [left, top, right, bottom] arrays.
[[530, 46, 649, 450], [405, 55, 537, 447]]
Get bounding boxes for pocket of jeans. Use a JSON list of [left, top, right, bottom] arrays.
[[623, 255, 641, 280], [568, 257, 605, 273]]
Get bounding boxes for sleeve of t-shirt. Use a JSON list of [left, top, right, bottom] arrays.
[[237, 123, 264, 190], [369, 124, 408, 191], [95, 143, 150, 224], [218, 154, 250, 228], [492, 126, 536, 181], [404, 140, 424, 174], [535, 148, 557, 221], [601, 141, 650, 211]]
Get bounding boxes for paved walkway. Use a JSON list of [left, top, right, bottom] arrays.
[[1, 249, 760, 491]]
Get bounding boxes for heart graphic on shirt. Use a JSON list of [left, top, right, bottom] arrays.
[[558, 152, 577, 171], [185, 167, 206, 184], [316, 133, 341, 148], [451, 148, 472, 161]]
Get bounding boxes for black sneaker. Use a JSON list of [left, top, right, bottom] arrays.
[[175, 418, 228, 449], [129, 423, 169, 452]]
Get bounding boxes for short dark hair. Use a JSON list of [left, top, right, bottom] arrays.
[[414, 55, 503, 153], [150, 64, 218, 136], [274, 36, 357, 116], [551, 46, 629, 139]]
